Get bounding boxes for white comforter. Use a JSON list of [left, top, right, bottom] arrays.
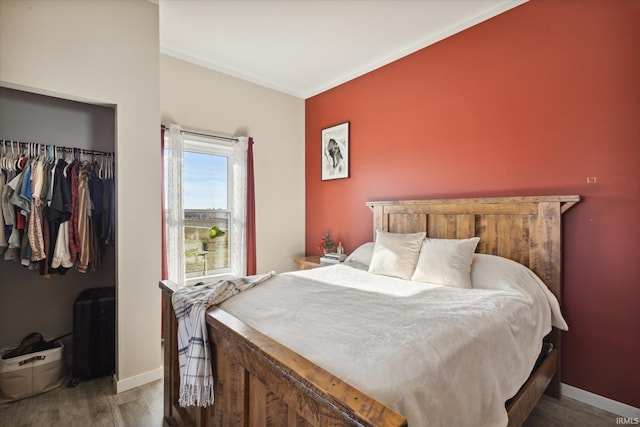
[[218, 254, 567, 427]]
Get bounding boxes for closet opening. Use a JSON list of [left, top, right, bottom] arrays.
[[0, 86, 116, 388]]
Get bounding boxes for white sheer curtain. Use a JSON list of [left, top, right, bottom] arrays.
[[231, 137, 248, 276], [165, 124, 185, 285]]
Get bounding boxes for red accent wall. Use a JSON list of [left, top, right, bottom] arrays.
[[305, 0, 640, 408]]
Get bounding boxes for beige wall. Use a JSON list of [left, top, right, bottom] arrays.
[[0, 0, 162, 391], [161, 54, 305, 274], [0, 0, 304, 393]]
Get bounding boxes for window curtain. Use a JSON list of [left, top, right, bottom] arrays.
[[231, 136, 256, 276], [162, 127, 256, 282], [160, 127, 167, 337], [161, 127, 168, 281], [246, 138, 256, 275], [231, 137, 248, 276], [165, 124, 185, 285]]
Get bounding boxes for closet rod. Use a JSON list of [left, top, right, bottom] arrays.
[[54, 147, 113, 156], [1, 139, 113, 156], [161, 125, 239, 143]]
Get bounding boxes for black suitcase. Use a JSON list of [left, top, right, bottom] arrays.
[[71, 286, 115, 384]]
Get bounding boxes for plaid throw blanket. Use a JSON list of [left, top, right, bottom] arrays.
[[171, 272, 275, 407]]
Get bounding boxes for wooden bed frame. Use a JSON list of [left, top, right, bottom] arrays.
[[159, 195, 579, 426]]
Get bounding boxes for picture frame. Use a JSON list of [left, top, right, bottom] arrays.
[[321, 121, 349, 181]]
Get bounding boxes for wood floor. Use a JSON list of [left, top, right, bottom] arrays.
[[0, 375, 621, 426], [0, 376, 162, 427], [524, 394, 621, 427]]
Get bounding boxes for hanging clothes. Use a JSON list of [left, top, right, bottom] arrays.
[[28, 158, 46, 261], [68, 160, 80, 263], [47, 160, 72, 275], [76, 162, 92, 273], [2, 175, 14, 226], [0, 172, 6, 254], [0, 140, 115, 276]]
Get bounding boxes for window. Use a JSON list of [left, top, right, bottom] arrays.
[[164, 129, 246, 285], [183, 141, 232, 278]]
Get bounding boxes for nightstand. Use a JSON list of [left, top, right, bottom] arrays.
[[293, 256, 323, 270]]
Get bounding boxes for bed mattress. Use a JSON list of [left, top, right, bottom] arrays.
[[219, 255, 567, 426]]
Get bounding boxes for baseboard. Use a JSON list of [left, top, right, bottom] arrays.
[[114, 366, 164, 393], [562, 383, 640, 419]]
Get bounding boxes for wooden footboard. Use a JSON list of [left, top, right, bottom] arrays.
[[160, 280, 407, 427]]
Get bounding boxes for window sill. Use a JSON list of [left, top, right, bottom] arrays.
[[185, 272, 233, 287]]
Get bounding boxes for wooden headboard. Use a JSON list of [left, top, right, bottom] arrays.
[[366, 196, 579, 302]]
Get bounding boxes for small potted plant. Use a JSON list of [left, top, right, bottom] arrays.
[[318, 233, 335, 255]]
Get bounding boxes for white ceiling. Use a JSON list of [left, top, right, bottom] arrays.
[[159, 0, 526, 99]]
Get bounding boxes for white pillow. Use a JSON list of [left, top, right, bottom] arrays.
[[344, 242, 374, 267], [411, 237, 480, 288], [368, 230, 426, 280]]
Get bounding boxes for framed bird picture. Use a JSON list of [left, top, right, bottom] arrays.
[[321, 121, 349, 181]]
